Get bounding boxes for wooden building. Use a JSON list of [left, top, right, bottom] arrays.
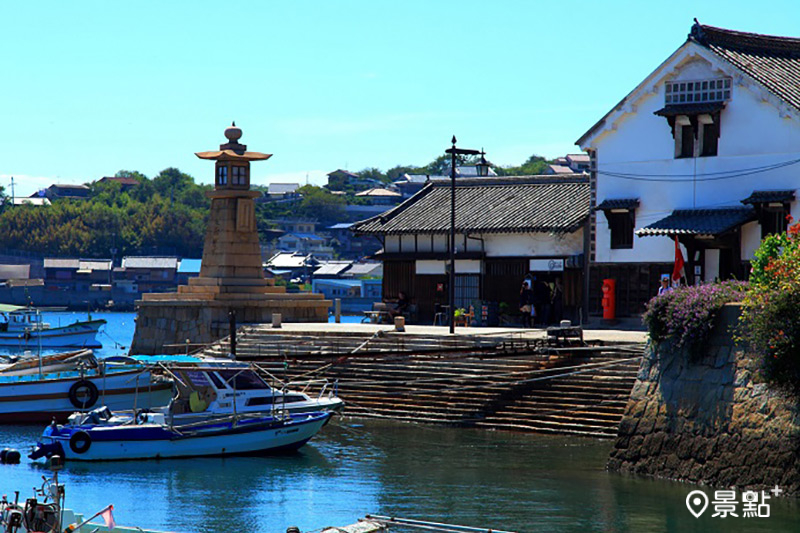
[[352, 175, 590, 323]]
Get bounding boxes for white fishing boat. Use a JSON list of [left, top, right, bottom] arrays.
[[0, 455, 167, 532], [29, 410, 332, 461], [0, 306, 106, 349], [0, 359, 173, 423]]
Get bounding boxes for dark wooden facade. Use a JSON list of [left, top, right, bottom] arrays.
[[384, 257, 585, 324]]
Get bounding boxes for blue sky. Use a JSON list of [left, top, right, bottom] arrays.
[[2, 1, 799, 197]]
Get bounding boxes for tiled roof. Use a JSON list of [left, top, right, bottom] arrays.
[[44, 258, 80, 269], [345, 262, 382, 277], [398, 174, 434, 184], [741, 189, 796, 205], [99, 176, 140, 186], [268, 182, 300, 194], [282, 233, 325, 241], [596, 198, 640, 210], [636, 207, 755, 237], [177, 259, 202, 274], [352, 175, 590, 235], [566, 154, 590, 163], [692, 23, 800, 111], [547, 165, 575, 174], [267, 252, 313, 268], [355, 188, 401, 197], [43, 259, 112, 270], [122, 257, 179, 269], [314, 262, 352, 276]]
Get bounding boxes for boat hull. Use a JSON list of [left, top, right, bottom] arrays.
[[0, 319, 107, 348], [0, 369, 173, 423], [38, 412, 331, 461]]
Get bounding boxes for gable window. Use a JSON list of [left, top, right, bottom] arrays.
[[741, 191, 795, 239], [665, 78, 731, 104], [608, 210, 635, 249], [597, 198, 640, 250], [761, 204, 790, 238], [678, 123, 694, 158], [700, 119, 719, 157]]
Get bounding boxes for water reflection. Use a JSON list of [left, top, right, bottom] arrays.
[[1, 419, 797, 532]]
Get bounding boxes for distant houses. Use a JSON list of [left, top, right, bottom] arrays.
[[97, 176, 141, 190], [0, 256, 204, 310], [45, 184, 90, 199]]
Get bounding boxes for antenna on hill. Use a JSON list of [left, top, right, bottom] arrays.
[[306, 173, 309, 186], [10, 176, 14, 204]]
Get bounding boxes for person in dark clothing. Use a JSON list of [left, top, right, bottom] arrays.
[[389, 291, 410, 319], [519, 281, 534, 328], [532, 278, 551, 326], [551, 277, 564, 324]]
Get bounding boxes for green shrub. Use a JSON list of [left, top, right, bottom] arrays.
[[740, 219, 800, 396]]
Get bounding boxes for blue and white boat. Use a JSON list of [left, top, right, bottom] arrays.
[[30, 409, 332, 461], [0, 306, 106, 349]]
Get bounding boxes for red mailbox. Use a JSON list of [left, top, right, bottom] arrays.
[[602, 278, 616, 320]]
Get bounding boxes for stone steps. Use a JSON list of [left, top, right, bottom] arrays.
[[199, 328, 643, 438]]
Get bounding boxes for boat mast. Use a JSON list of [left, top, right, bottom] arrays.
[[37, 309, 43, 379]]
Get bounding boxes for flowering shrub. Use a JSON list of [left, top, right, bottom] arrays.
[[740, 217, 800, 396], [643, 281, 747, 357]]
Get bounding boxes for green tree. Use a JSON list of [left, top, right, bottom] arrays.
[[296, 185, 345, 224]]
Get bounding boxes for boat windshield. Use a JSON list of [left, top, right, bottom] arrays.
[[217, 369, 271, 390]]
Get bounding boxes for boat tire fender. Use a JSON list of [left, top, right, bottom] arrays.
[[68, 380, 99, 409], [69, 431, 92, 454]]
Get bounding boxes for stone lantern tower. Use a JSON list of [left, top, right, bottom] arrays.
[[194, 122, 271, 281], [130, 124, 330, 355]]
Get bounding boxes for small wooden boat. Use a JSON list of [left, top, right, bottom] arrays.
[[0, 306, 106, 349], [0, 349, 95, 377], [30, 410, 332, 461]]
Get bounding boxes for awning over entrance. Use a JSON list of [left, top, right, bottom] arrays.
[[741, 190, 796, 205], [595, 198, 640, 211], [636, 207, 755, 237]]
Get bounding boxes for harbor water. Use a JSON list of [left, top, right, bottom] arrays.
[[1, 312, 797, 532]]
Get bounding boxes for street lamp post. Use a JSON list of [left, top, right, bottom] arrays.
[[445, 136, 481, 334]]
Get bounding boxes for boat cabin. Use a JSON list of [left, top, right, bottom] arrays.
[[169, 364, 312, 416], [0, 309, 48, 333]]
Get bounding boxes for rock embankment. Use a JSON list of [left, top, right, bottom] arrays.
[[609, 304, 800, 495]]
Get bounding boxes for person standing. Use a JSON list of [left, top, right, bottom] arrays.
[[658, 275, 673, 296], [519, 280, 534, 328], [533, 277, 551, 326], [551, 277, 564, 324]]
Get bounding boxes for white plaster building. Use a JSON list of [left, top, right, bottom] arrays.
[[577, 22, 800, 315]]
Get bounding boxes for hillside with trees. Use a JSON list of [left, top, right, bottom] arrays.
[[0, 152, 560, 258]]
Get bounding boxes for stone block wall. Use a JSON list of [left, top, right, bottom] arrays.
[[129, 299, 329, 355], [609, 304, 800, 496]]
